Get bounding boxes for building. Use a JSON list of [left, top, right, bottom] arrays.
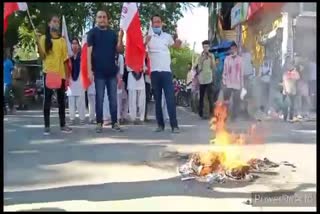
[[208, 2, 236, 45]]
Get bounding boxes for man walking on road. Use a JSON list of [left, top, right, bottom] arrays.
[[87, 10, 124, 133], [145, 14, 182, 133], [222, 42, 244, 121], [197, 40, 216, 119]]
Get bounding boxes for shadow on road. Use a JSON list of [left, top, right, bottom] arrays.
[[4, 177, 316, 206], [17, 207, 66, 212]]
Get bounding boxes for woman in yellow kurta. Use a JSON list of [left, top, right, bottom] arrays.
[[36, 15, 72, 135]]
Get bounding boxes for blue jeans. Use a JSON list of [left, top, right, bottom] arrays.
[[4, 84, 14, 111], [95, 77, 118, 125], [151, 71, 178, 128]]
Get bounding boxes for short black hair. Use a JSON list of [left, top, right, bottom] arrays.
[[71, 37, 80, 45], [202, 40, 210, 45], [151, 14, 162, 22], [231, 41, 237, 48], [97, 9, 111, 19]]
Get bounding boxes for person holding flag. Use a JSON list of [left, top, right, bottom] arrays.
[[127, 62, 146, 124], [145, 14, 182, 133], [80, 33, 96, 124], [87, 10, 124, 133], [119, 3, 147, 124], [36, 15, 72, 135]]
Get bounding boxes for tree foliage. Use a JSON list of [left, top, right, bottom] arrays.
[[170, 44, 198, 80], [14, 24, 38, 60], [4, 2, 194, 55]]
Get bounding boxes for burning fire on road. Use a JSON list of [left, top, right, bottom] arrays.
[[178, 101, 294, 183]]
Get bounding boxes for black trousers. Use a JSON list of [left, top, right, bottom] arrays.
[[199, 83, 214, 117], [43, 73, 66, 128], [223, 88, 241, 120], [187, 88, 191, 106]]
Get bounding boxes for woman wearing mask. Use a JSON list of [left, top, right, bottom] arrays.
[[36, 15, 72, 135], [67, 38, 86, 125]]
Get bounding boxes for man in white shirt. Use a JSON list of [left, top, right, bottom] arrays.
[[241, 49, 253, 119], [260, 61, 272, 112], [145, 14, 182, 133]]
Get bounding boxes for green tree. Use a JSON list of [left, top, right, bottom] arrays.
[[4, 2, 196, 61], [170, 43, 197, 80], [5, 3, 194, 47]]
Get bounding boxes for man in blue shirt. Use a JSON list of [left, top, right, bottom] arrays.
[[3, 51, 14, 114], [87, 10, 124, 133]]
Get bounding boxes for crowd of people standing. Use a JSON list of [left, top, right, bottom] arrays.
[[26, 10, 181, 135], [4, 9, 316, 136], [185, 40, 316, 123]]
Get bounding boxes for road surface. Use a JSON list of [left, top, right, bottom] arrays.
[[4, 105, 316, 211]]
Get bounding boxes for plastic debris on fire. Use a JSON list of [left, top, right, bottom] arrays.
[[178, 153, 284, 183]]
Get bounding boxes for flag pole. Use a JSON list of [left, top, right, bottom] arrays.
[[192, 41, 196, 66], [26, 9, 37, 34]]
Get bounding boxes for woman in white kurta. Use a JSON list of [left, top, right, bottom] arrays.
[[87, 81, 96, 124], [127, 65, 146, 123], [67, 38, 86, 125]]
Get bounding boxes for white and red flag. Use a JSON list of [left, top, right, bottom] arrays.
[[120, 3, 145, 73], [61, 15, 73, 88], [80, 34, 91, 90], [61, 16, 73, 57], [4, 2, 28, 33]]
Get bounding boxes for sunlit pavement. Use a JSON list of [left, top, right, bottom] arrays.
[[3, 105, 316, 211]]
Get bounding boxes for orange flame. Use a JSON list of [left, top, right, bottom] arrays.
[[209, 101, 264, 169]]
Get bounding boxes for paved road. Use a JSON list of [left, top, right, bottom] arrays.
[[3, 105, 316, 211]]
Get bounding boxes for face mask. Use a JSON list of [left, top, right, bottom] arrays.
[[152, 27, 162, 35], [50, 25, 60, 32]]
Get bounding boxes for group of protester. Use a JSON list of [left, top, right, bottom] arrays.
[[185, 41, 316, 123], [31, 10, 181, 135], [186, 41, 245, 121], [4, 9, 316, 136]]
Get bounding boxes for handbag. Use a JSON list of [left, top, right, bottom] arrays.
[[46, 72, 62, 89]]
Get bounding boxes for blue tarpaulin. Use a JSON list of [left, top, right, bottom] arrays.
[[210, 40, 235, 52]]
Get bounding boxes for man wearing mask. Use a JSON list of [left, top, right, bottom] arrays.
[[197, 40, 216, 119], [87, 10, 124, 133], [145, 14, 182, 133], [222, 42, 244, 121]]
